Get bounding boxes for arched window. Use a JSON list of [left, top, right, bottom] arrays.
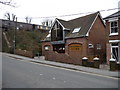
[[44, 45, 50, 51]]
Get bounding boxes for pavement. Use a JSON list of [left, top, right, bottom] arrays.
[[2, 53, 120, 78]]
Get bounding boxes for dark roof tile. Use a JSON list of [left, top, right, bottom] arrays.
[[43, 12, 100, 41], [58, 12, 99, 38]]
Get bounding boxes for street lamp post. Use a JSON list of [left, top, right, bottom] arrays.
[[13, 17, 17, 54]]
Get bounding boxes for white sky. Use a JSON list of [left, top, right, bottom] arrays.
[[0, 0, 120, 24]]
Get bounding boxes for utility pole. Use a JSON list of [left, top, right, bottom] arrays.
[[13, 17, 17, 54]]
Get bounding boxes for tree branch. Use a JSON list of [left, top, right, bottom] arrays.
[[0, 0, 16, 7]]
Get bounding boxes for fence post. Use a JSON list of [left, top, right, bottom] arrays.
[[109, 58, 116, 71], [93, 57, 100, 68], [82, 57, 88, 67]]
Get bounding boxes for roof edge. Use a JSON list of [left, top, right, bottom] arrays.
[[65, 35, 87, 39], [86, 12, 105, 36]]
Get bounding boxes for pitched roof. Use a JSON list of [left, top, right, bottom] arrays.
[[56, 18, 73, 29], [43, 12, 101, 41], [57, 12, 99, 38], [104, 11, 120, 20], [67, 12, 98, 37]]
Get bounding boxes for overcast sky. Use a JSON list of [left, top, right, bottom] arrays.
[[0, 0, 120, 24]]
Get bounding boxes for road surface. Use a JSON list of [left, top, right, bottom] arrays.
[[2, 54, 118, 88]]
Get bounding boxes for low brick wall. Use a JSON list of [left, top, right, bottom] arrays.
[[15, 49, 34, 58], [110, 61, 120, 71], [45, 51, 82, 65]]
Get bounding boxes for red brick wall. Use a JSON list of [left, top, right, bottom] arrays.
[[15, 49, 34, 58], [44, 51, 82, 65], [42, 42, 53, 55], [105, 18, 120, 64], [87, 16, 106, 63], [42, 39, 87, 65], [66, 38, 87, 59], [106, 44, 111, 64]]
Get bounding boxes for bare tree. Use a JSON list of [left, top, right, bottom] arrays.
[[4, 12, 10, 20], [41, 19, 53, 27], [4, 12, 16, 21], [0, 0, 16, 7], [25, 16, 32, 24], [12, 14, 16, 21]]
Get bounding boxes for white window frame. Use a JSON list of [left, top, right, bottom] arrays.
[[72, 27, 81, 33], [111, 43, 119, 62], [110, 20, 118, 36], [88, 44, 94, 48], [44, 46, 50, 51]]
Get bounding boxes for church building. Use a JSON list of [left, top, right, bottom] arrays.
[[42, 12, 106, 65]]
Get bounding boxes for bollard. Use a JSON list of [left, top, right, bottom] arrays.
[[82, 57, 88, 67], [109, 58, 116, 71], [93, 57, 100, 68]]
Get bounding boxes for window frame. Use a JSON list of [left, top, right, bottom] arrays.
[[72, 27, 81, 33], [111, 43, 119, 62], [110, 20, 118, 36], [44, 45, 50, 51], [96, 44, 102, 50], [88, 44, 94, 49]]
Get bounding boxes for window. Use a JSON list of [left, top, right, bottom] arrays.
[[96, 44, 101, 50], [111, 43, 119, 62], [20, 24, 23, 27], [110, 21, 118, 35], [51, 22, 63, 41], [88, 44, 94, 48], [16, 27, 19, 30], [44, 46, 50, 51], [37, 26, 39, 29], [46, 27, 48, 30], [53, 44, 65, 53], [40, 26, 43, 29], [72, 27, 81, 33]]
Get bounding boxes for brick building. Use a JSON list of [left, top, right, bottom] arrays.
[[104, 11, 120, 64], [42, 12, 106, 65], [0, 19, 50, 31]]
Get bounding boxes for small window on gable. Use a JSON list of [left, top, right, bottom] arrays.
[[72, 27, 81, 33]]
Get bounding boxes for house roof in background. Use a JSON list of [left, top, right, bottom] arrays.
[[104, 11, 120, 20]]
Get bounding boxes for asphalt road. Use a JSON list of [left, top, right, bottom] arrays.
[[2, 54, 118, 88]]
